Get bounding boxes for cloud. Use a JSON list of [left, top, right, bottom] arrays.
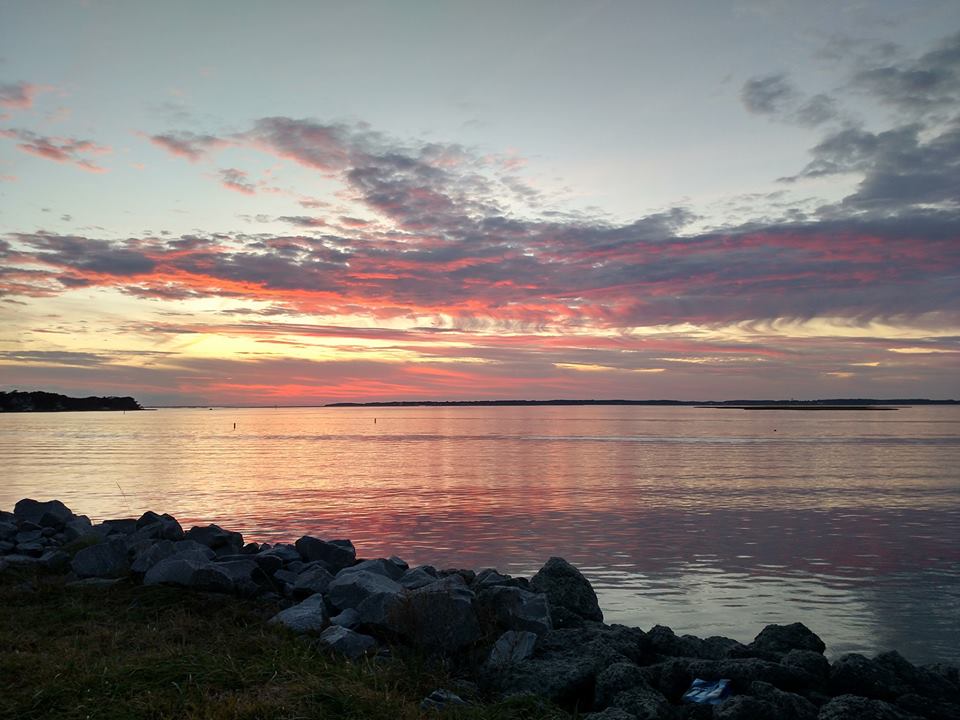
[[741, 73, 796, 114], [148, 130, 226, 161], [0, 129, 110, 172], [851, 31, 960, 117], [219, 167, 256, 195], [0, 81, 47, 110]]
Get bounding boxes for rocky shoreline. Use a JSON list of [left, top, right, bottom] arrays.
[[2, 498, 958, 720]]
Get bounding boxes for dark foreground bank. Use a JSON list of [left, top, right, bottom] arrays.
[[3, 499, 958, 720]]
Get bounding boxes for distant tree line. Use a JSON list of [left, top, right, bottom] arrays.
[[0, 390, 142, 412]]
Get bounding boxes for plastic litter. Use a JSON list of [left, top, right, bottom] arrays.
[[681, 678, 733, 705]]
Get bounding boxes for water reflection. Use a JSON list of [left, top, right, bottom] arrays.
[[2, 406, 958, 663]]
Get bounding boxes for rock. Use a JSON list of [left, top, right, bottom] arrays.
[[336, 557, 406, 581], [143, 554, 234, 593], [62, 516, 94, 542], [96, 518, 138, 536], [0, 521, 17, 541], [783, 649, 831, 681], [292, 565, 334, 599], [260, 543, 301, 564], [249, 552, 283, 575], [16, 542, 45, 557], [749, 681, 817, 720], [38, 549, 71, 572], [0, 541, 14, 554], [399, 565, 438, 589], [484, 626, 630, 708], [818, 694, 924, 720], [530, 557, 603, 625], [71, 538, 129, 578], [273, 568, 299, 589], [269, 594, 329, 634], [13, 498, 75, 529], [420, 689, 469, 712], [648, 625, 715, 659], [478, 585, 552, 635], [595, 661, 650, 709], [215, 558, 271, 597], [714, 695, 779, 719], [133, 512, 184, 541], [830, 653, 904, 701], [15, 529, 44, 544], [488, 630, 539, 667], [295, 536, 356, 571], [316, 625, 377, 658], [327, 570, 403, 611], [750, 623, 825, 657], [330, 608, 362, 629], [610, 685, 678, 719], [398, 576, 481, 651], [184, 524, 243, 554], [874, 650, 958, 702], [172, 540, 216, 560], [895, 693, 960, 720], [130, 540, 177, 574], [474, 568, 515, 588]]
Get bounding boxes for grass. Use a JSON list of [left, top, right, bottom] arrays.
[[0, 568, 570, 720]]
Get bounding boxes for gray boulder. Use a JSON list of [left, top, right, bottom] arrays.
[[818, 694, 924, 720], [714, 695, 779, 720], [0, 541, 14, 554], [172, 540, 216, 560], [130, 540, 177, 574], [269, 593, 328, 634], [143, 554, 233, 593], [184, 524, 243, 554], [0, 521, 17, 541], [62, 516, 95, 542], [488, 630, 539, 667], [71, 538, 129, 578], [133, 511, 184, 541], [748, 680, 817, 720], [259, 543, 300, 564], [215, 558, 271, 597], [95, 518, 138, 536], [750, 622, 825, 657], [292, 565, 334, 599], [330, 608, 362, 629], [783, 649, 831, 681], [874, 650, 959, 702], [316, 625, 377, 658], [336, 557, 406, 581], [399, 575, 481, 651], [295, 536, 356, 571], [594, 661, 649, 709], [420, 689, 469, 712], [398, 565, 438, 589], [38, 549, 71, 572], [327, 570, 403, 610], [609, 685, 677, 719], [478, 585, 552, 635], [830, 653, 904, 701], [530, 557, 603, 625], [14, 498, 75, 528]]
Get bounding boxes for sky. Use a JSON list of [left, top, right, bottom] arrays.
[[1, 1, 958, 405]]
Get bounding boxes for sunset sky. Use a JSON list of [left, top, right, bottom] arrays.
[[1, 1, 958, 405]]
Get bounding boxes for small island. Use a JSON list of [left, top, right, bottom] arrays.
[[0, 390, 142, 413]]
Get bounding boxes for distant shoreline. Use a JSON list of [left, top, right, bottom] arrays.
[[323, 398, 956, 409]]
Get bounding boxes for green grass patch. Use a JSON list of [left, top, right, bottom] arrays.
[[0, 568, 569, 720]]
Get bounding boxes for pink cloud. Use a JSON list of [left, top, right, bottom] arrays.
[[0, 82, 49, 110], [1, 129, 110, 172]]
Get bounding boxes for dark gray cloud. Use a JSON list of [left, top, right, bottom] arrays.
[[852, 31, 960, 116], [741, 73, 796, 114]]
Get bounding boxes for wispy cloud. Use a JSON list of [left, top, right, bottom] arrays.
[[1, 129, 111, 172]]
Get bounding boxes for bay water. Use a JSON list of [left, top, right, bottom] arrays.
[[2, 405, 958, 664]]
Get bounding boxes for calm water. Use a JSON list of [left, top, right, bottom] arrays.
[[2, 405, 959, 664]]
